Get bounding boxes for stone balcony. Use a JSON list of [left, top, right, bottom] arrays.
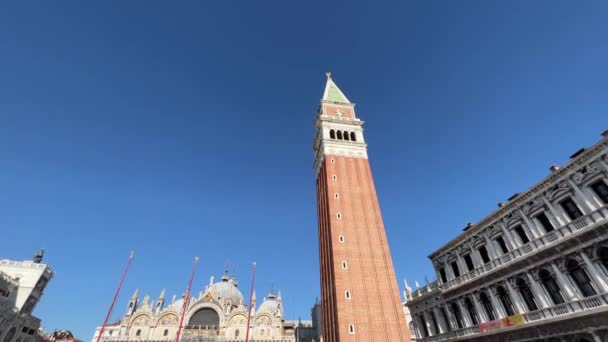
[[440, 206, 608, 294], [419, 293, 608, 341], [409, 206, 608, 303]]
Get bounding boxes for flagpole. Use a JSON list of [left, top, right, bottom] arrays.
[[175, 256, 199, 342], [245, 261, 257, 342], [96, 251, 135, 342]]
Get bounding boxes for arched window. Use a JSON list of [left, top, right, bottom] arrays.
[[479, 292, 496, 321], [163, 330, 168, 337], [539, 269, 565, 304], [235, 329, 239, 338], [337, 131, 343, 140], [464, 298, 479, 325], [329, 129, 336, 139], [566, 259, 597, 297], [135, 330, 141, 337], [516, 278, 538, 311], [598, 247, 608, 275], [188, 308, 220, 328], [496, 286, 515, 316], [343, 131, 350, 141], [450, 303, 464, 329], [350, 132, 356, 141]]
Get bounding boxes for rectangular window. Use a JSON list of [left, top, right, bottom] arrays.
[[591, 180, 608, 204], [348, 324, 355, 334], [513, 225, 530, 244], [463, 254, 475, 271], [451, 261, 460, 278], [535, 212, 554, 232], [495, 236, 509, 254], [543, 277, 565, 305], [571, 268, 597, 297], [439, 268, 448, 283], [478, 245, 491, 263], [560, 197, 583, 220]]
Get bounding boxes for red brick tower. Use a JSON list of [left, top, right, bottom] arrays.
[[313, 73, 409, 342]]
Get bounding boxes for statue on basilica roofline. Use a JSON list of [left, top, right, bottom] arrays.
[[33, 248, 45, 263]]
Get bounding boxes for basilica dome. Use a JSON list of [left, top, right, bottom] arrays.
[[208, 273, 243, 306], [257, 290, 282, 316]]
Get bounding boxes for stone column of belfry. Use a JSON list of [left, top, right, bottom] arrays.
[[313, 73, 410, 341]]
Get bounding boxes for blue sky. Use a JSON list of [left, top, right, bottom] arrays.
[[1, 0, 607, 338]]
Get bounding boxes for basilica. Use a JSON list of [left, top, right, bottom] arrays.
[[92, 270, 301, 342]]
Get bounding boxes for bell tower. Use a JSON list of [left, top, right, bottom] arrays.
[[313, 73, 409, 341]]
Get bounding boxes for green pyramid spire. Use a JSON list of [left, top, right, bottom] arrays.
[[322, 72, 351, 104]]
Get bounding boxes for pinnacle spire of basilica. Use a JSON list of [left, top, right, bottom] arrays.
[[268, 288, 276, 299], [322, 72, 351, 104], [131, 288, 139, 300], [159, 288, 166, 299]]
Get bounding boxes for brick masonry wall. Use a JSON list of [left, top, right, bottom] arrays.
[[317, 155, 410, 342]]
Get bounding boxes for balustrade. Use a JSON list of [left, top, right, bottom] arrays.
[[436, 206, 608, 293], [417, 293, 608, 342]]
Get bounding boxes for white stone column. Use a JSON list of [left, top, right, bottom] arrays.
[[551, 262, 579, 301], [518, 209, 541, 239], [483, 234, 499, 260], [505, 281, 525, 314], [580, 251, 608, 293], [498, 222, 518, 250], [590, 331, 602, 342], [567, 178, 596, 213], [489, 290, 505, 319], [456, 254, 467, 276], [423, 311, 436, 336], [542, 209, 562, 232], [457, 298, 472, 327], [541, 196, 566, 226], [414, 314, 424, 338], [598, 155, 608, 172], [443, 304, 457, 330], [472, 294, 488, 322], [525, 272, 550, 309], [469, 247, 482, 268], [433, 307, 447, 334], [445, 261, 455, 280]]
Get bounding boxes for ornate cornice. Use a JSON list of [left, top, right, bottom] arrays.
[[429, 138, 608, 262]]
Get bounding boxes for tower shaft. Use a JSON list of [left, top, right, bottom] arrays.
[[313, 75, 409, 341]]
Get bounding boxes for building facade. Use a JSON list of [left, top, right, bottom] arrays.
[[92, 270, 296, 342], [405, 130, 608, 342], [312, 73, 410, 341], [294, 301, 322, 342], [0, 251, 54, 342]]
